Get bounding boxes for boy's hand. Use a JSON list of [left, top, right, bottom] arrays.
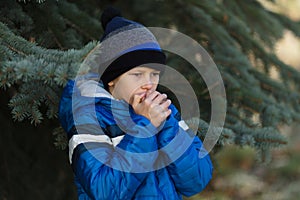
[[132, 91, 172, 127]]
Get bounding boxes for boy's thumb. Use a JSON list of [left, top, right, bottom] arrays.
[[131, 94, 142, 107]]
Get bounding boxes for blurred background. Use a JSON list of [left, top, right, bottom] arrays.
[[1, 0, 300, 199], [190, 1, 300, 199]]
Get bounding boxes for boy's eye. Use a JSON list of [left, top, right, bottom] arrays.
[[151, 72, 160, 76], [131, 73, 142, 77]]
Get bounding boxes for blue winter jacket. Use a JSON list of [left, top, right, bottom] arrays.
[[58, 79, 213, 200]]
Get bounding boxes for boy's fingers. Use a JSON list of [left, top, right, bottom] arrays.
[[165, 109, 172, 117], [131, 94, 143, 106], [161, 99, 171, 109], [146, 91, 160, 101], [153, 93, 167, 104]]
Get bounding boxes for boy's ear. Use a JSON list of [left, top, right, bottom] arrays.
[[108, 81, 114, 86]]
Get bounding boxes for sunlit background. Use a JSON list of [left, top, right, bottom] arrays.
[[185, 1, 300, 199]]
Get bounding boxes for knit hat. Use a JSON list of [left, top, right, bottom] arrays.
[[98, 7, 166, 90]]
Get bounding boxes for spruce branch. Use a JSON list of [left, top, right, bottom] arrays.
[[63, 17, 95, 41], [18, 0, 47, 3], [6, 44, 27, 56], [0, 21, 97, 124], [47, 27, 64, 50], [52, 126, 68, 150]]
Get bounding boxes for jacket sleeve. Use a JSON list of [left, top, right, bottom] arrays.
[[156, 104, 213, 197]]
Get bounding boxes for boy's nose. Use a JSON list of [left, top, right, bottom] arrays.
[[141, 82, 154, 90], [140, 74, 158, 90]]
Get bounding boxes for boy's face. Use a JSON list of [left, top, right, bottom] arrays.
[[108, 66, 160, 104]]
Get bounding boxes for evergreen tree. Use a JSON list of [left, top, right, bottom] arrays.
[[1, 0, 300, 164]]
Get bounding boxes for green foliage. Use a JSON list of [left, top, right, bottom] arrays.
[[1, 0, 102, 49], [0, 21, 97, 125], [18, 0, 48, 3], [53, 126, 68, 150], [274, 151, 300, 179], [1, 0, 300, 162], [215, 145, 257, 175]]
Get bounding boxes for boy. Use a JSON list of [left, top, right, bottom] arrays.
[[59, 7, 213, 200]]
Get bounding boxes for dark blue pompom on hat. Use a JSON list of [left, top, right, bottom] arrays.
[[99, 6, 166, 90], [100, 6, 122, 31]]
